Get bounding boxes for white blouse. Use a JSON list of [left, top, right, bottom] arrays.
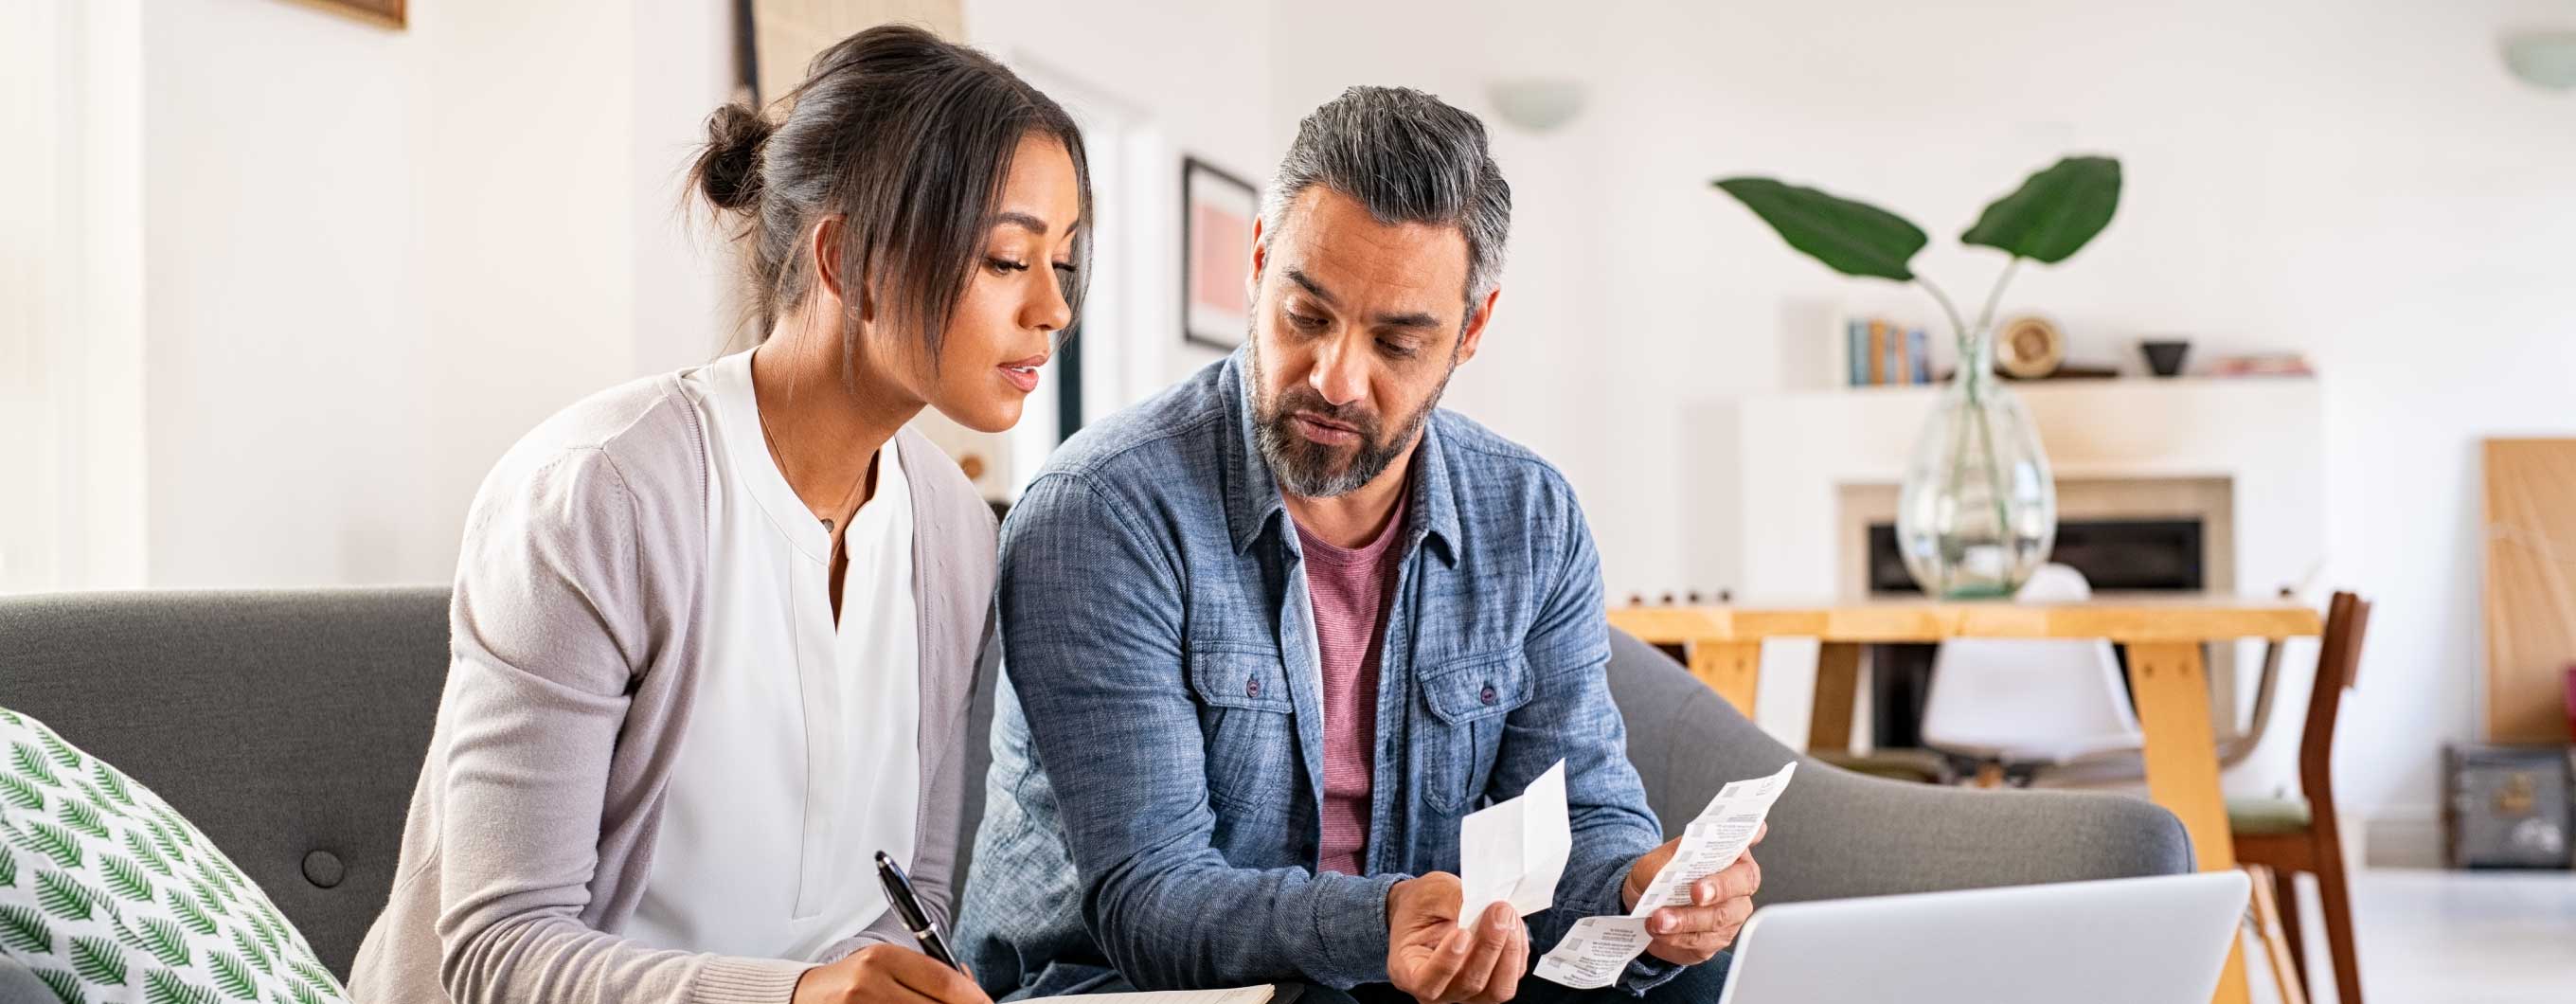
[[627, 347, 922, 961]]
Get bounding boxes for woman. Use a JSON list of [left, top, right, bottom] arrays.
[[352, 25, 1088, 1004]]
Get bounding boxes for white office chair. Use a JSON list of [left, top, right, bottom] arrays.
[[1919, 565, 2145, 784]]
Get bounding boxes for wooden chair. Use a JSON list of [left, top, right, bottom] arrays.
[[2230, 591, 2371, 1004]]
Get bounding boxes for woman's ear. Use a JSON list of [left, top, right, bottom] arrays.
[[809, 214, 874, 322]]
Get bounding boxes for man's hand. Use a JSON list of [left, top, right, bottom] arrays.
[[1386, 873, 1530, 1004], [1620, 822, 1765, 966]]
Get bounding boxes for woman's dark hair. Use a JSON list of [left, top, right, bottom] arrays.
[[690, 24, 1090, 364]]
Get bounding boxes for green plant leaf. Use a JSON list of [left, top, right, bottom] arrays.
[[58, 798, 109, 840], [146, 970, 221, 1004], [167, 886, 220, 936], [15, 819, 84, 870], [125, 831, 175, 877], [136, 915, 193, 969], [154, 803, 196, 849], [73, 934, 129, 986], [90, 761, 135, 806], [33, 967, 85, 1004], [11, 742, 63, 787], [0, 844, 14, 887], [1712, 176, 1927, 280], [70, 779, 113, 815], [37, 870, 101, 922], [245, 906, 281, 959], [1959, 155, 2121, 263], [102, 852, 157, 903], [195, 876, 229, 916], [211, 950, 261, 1000], [286, 958, 337, 994], [0, 903, 54, 952], [210, 850, 249, 893], [33, 729, 82, 771], [289, 980, 329, 1004], [233, 923, 274, 976], [1, 773, 43, 811], [147, 816, 187, 867]]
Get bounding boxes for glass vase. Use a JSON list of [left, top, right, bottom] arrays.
[[1894, 328, 2058, 599]]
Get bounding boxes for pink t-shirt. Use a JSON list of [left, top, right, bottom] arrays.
[[1293, 497, 1408, 877]]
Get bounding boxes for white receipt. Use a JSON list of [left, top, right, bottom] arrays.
[[1533, 762, 1796, 989], [1458, 760, 1571, 922]]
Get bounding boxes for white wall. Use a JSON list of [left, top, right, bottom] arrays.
[[3, 0, 147, 591], [139, 0, 438, 585], [85, 0, 1258, 590], [127, 0, 734, 587], [966, 0, 1275, 403], [1265, 0, 2576, 847]]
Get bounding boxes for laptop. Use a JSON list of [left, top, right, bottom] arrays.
[[1715, 871, 2251, 1004]]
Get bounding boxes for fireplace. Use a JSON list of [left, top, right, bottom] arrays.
[[1864, 518, 2209, 595], [1841, 477, 2236, 750]]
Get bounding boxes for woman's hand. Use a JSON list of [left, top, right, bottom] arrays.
[[793, 943, 992, 1004]]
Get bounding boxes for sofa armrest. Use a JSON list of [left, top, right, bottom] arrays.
[[1606, 630, 2193, 905]]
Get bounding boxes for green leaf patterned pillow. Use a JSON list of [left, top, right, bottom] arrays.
[[0, 707, 350, 1004]]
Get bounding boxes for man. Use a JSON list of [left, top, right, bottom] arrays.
[[958, 86, 1760, 1004]]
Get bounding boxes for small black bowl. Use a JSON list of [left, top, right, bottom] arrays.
[[2140, 340, 2191, 378]]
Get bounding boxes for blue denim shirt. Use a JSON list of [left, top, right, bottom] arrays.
[[957, 351, 1672, 996]]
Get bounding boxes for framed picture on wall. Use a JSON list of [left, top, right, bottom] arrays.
[[1182, 157, 1259, 350]]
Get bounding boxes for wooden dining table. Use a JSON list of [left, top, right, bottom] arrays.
[[1608, 598, 2324, 1004]]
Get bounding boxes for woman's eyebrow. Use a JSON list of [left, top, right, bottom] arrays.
[[993, 210, 1051, 236]]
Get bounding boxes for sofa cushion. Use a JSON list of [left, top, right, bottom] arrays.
[[1, 707, 351, 1004]]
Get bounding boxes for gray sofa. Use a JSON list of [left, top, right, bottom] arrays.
[[0, 587, 2190, 991]]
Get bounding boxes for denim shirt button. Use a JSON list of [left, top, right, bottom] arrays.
[[1246, 677, 1262, 697], [1480, 684, 1498, 705]]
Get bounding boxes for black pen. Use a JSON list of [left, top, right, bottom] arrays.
[[875, 851, 963, 972]]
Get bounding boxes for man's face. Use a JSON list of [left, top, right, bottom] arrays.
[[1246, 187, 1496, 499]]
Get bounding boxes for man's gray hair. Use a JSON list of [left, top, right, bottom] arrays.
[[1259, 86, 1512, 313]]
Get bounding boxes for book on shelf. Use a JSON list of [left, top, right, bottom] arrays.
[[1867, 320, 1887, 385], [1846, 318, 1869, 387]]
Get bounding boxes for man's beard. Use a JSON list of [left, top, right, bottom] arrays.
[[1246, 332, 1454, 499]]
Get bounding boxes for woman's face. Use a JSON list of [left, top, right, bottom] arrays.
[[916, 134, 1082, 434]]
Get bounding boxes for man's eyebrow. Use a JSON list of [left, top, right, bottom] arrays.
[[1370, 311, 1444, 332], [1284, 267, 1443, 330], [1282, 267, 1338, 306]]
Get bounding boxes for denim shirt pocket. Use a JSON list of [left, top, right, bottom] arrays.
[[1187, 647, 1298, 817], [1419, 650, 1535, 814]]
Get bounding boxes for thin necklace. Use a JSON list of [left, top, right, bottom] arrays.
[[755, 389, 873, 536]]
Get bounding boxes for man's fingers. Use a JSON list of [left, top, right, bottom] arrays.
[[1652, 931, 1732, 956], [1481, 917, 1530, 1004], [1404, 923, 1472, 998], [1653, 892, 1756, 937], [1750, 821, 1768, 846], [1440, 905, 1515, 1001], [1692, 855, 1762, 905]]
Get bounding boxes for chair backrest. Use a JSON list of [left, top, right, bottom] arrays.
[[2298, 591, 2370, 807], [1601, 629, 2195, 903], [1919, 565, 2143, 762]]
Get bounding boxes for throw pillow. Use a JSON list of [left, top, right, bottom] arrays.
[[0, 706, 351, 1004]]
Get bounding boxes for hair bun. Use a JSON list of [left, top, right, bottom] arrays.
[[693, 102, 775, 211]]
